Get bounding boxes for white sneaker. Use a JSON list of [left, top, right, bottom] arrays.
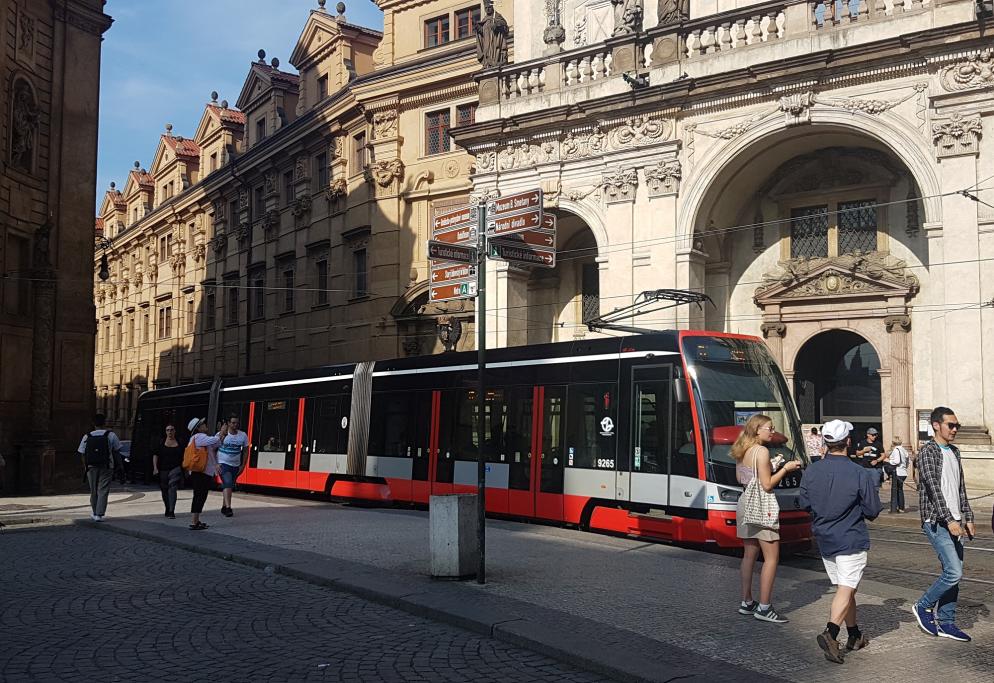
[[94, 515, 103, 522], [91, 514, 99, 521]]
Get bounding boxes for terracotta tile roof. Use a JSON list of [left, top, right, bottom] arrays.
[[129, 169, 154, 188], [259, 63, 300, 86], [95, 217, 104, 231], [163, 135, 200, 158], [106, 189, 126, 208], [207, 104, 247, 125]]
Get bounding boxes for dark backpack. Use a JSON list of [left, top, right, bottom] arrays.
[[84, 432, 112, 468]]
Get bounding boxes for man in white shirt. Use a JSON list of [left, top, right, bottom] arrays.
[[216, 415, 248, 517], [77, 413, 123, 521]]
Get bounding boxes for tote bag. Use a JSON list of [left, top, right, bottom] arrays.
[[740, 447, 780, 529], [182, 439, 208, 473]]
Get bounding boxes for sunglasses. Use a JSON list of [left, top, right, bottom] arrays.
[[943, 422, 961, 430]]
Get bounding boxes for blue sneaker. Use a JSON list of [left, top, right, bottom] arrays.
[[936, 623, 971, 642], [913, 603, 938, 636]]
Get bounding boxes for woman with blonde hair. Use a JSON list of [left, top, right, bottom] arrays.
[[734, 413, 802, 623]]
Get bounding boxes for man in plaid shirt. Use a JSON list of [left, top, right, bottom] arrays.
[[911, 406, 975, 643]]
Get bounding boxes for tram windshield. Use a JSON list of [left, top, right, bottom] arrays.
[[681, 335, 807, 487]]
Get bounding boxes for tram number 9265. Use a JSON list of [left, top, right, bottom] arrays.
[[596, 459, 615, 469]]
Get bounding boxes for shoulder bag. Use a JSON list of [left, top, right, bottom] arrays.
[[182, 438, 208, 473], [740, 447, 780, 529]]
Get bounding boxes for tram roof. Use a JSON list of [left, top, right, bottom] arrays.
[[139, 332, 686, 401]]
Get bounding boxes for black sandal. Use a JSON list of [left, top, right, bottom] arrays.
[[188, 522, 209, 530]]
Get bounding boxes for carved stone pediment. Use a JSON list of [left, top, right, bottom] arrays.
[[755, 252, 919, 305]]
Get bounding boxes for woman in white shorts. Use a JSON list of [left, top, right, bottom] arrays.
[[732, 414, 802, 624]]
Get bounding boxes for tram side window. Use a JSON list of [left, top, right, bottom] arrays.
[[442, 388, 504, 461], [368, 392, 412, 459], [565, 383, 617, 469], [670, 400, 698, 477], [633, 383, 667, 475]]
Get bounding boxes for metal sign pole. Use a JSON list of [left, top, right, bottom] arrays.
[[476, 201, 487, 585]]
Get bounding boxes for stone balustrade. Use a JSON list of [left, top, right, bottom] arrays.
[[812, 0, 930, 28], [683, 7, 788, 60], [562, 46, 614, 87]]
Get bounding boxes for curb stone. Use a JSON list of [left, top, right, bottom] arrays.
[[79, 518, 780, 683]]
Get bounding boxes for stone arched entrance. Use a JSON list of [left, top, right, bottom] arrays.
[[680, 120, 927, 445], [491, 207, 601, 347], [794, 330, 882, 436]]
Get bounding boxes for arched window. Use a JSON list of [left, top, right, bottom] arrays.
[[9, 77, 39, 174]]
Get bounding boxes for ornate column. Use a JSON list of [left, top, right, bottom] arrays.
[[885, 314, 913, 443]]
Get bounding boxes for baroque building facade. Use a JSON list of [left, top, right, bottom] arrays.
[[93, 1, 499, 439], [453, 0, 994, 485], [0, 0, 111, 494]]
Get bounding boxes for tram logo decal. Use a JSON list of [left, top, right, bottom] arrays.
[[599, 417, 615, 437]]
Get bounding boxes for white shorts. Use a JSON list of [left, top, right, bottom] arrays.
[[821, 551, 867, 589]]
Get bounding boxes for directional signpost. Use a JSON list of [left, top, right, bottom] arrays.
[[425, 188, 557, 586]]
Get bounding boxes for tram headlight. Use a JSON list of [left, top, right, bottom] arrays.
[[719, 488, 741, 502]]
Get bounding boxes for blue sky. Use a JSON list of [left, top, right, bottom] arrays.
[[96, 0, 383, 212]]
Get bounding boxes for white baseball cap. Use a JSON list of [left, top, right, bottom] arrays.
[[187, 416, 205, 433], [822, 419, 853, 444]]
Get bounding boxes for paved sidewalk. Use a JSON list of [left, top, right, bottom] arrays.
[[4, 487, 992, 682]]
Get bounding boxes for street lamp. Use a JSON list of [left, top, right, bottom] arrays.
[[95, 236, 112, 281]]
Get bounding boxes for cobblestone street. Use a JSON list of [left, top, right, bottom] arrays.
[[0, 525, 610, 683]]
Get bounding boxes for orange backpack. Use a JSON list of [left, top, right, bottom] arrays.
[[182, 438, 208, 473]]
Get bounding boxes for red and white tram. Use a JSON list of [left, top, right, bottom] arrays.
[[133, 331, 812, 548]]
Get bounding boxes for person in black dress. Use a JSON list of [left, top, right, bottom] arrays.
[[153, 425, 183, 519]]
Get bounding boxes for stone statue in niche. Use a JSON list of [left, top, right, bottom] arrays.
[[657, 0, 688, 26], [612, 0, 643, 36], [475, 0, 509, 69]]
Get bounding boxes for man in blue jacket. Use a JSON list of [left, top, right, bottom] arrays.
[[800, 419, 883, 664]]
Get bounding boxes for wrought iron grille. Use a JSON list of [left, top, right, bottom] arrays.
[[582, 294, 600, 323], [838, 199, 877, 255], [790, 205, 829, 259]]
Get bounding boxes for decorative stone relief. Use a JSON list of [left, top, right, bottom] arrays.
[[932, 113, 982, 158], [602, 168, 639, 203], [644, 160, 681, 197], [609, 116, 671, 148], [234, 222, 251, 244], [16, 9, 35, 64], [211, 232, 227, 256], [364, 159, 405, 187], [9, 78, 39, 173], [238, 189, 249, 210], [168, 252, 185, 272], [264, 171, 278, 197], [333, 135, 344, 159], [884, 314, 911, 333], [470, 188, 500, 205], [779, 93, 813, 126], [292, 195, 313, 218], [543, 0, 566, 51], [326, 178, 348, 202], [812, 84, 927, 115], [560, 128, 607, 160], [756, 252, 920, 299], [261, 210, 280, 237], [372, 110, 398, 139], [293, 156, 309, 181], [940, 49, 994, 92], [192, 243, 206, 262], [760, 322, 786, 339], [475, 151, 497, 173]]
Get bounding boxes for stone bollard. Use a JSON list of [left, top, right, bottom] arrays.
[[429, 494, 478, 579]]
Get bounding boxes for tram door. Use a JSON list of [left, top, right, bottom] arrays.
[[534, 386, 566, 521], [629, 366, 673, 507], [249, 398, 300, 488], [506, 386, 538, 517]]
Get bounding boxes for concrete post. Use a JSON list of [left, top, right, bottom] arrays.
[[430, 494, 479, 579]]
